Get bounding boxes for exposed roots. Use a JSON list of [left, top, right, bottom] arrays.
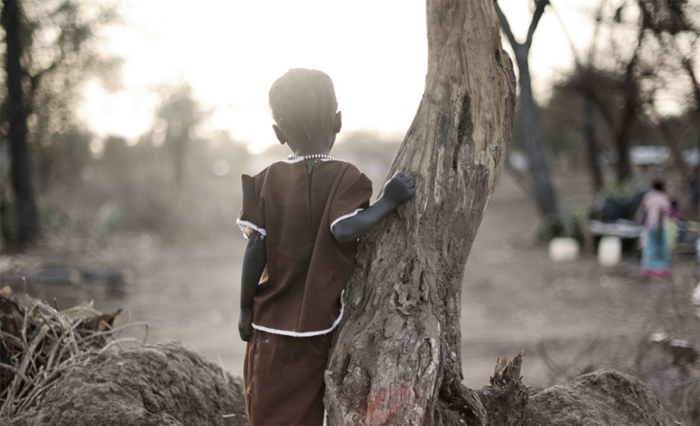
[[434, 352, 528, 426]]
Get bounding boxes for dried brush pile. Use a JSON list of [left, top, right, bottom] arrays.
[[0, 283, 147, 419]]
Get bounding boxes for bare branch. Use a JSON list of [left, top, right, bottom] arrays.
[[588, 0, 607, 63], [525, 0, 550, 50], [682, 57, 700, 109], [0, 363, 31, 386]]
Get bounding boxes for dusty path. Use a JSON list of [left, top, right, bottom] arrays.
[[462, 173, 698, 387]]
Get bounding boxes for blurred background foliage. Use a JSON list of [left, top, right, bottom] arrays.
[[0, 0, 699, 253]]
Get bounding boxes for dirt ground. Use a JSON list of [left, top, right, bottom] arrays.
[[3, 171, 699, 391], [462, 173, 699, 388]]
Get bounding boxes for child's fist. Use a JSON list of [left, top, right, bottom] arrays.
[[238, 308, 253, 342], [383, 171, 416, 206]]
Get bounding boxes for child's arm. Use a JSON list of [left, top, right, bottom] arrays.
[[332, 171, 416, 244], [239, 233, 266, 342]]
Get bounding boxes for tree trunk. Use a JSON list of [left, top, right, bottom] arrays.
[[681, 57, 700, 212], [2, 0, 41, 251], [325, 1, 516, 425], [495, 0, 561, 239], [513, 51, 561, 236], [613, 125, 634, 184], [613, 25, 647, 185], [583, 100, 604, 193], [614, 59, 638, 184]]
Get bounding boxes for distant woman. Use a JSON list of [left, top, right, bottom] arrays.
[[637, 179, 672, 279]]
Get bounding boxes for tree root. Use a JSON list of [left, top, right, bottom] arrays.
[[433, 352, 527, 426], [476, 351, 530, 426]]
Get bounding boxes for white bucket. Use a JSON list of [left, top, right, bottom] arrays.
[[691, 282, 700, 306], [598, 236, 622, 267], [549, 238, 580, 262]]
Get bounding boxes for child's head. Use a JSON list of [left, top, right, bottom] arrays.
[[652, 179, 665, 192], [269, 69, 341, 153]]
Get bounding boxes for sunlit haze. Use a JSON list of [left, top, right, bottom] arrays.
[[80, 0, 594, 153]]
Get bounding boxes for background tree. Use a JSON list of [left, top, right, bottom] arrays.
[[495, 0, 562, 239], [325, 0, 516, 424], [564, 0, 699, 185], [2, 0, 40, 250], [154, 83, 206, 187], [550, 0, 606, 193], [637, 0, 699, 191], [0, 0, 122, 250]]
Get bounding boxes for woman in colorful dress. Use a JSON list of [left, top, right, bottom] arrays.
[[637, 179, 673, 279]]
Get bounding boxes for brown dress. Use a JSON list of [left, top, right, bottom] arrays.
[[238, 158, 371, 425]]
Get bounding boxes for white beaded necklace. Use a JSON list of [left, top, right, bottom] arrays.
[[288, 154, 335, 161]]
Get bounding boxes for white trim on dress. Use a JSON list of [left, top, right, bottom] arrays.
[[281, 157, 336, 164], [330, 208, 364, 232], [236, 219, 266, 239], [251, 290, 346, 337]]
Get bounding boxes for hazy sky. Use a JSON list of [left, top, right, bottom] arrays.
[[79, 0, 596, 153]]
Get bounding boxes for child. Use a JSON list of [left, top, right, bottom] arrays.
[[237, 68, 415, 426]]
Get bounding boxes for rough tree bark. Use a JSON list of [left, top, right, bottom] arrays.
[[325, 1, 516, 425], [495, 0, 561, 237], [1, 0, 41, 251]]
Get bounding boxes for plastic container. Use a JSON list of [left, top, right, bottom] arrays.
[[548, 238, 580, 262], [598, 236, 622, 267]]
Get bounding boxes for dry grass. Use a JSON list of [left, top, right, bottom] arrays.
[[0, 280, 148, 419]]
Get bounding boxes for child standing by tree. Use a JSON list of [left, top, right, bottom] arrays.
[[237, 68, 415, 425]]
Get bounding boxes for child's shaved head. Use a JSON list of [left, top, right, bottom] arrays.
[[269, 69, 339, 147]]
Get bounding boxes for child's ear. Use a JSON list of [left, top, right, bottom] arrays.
[[273, 124, 287, 145], [334, 111, 342, 134]]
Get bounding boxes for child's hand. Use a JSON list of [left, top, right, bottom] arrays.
[[239, 308, 253, 342], [383, 171, 416, 207]]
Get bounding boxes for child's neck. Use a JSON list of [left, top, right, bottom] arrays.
[[286, 134, 335, 158]]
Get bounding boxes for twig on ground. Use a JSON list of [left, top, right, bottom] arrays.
[[0, 364, 31, 386], [0, 331, 23, 349], [76, 322, 149, 346], [1, 325, 49, 417], [222, 413, 240, 418], [217, 353, 229, 385]]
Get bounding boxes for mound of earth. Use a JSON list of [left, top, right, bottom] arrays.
[[527, 370, 676, 426], [5, 341, 676, 426], [7, 341, 247, 426], [473, 355, 676, 426]]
